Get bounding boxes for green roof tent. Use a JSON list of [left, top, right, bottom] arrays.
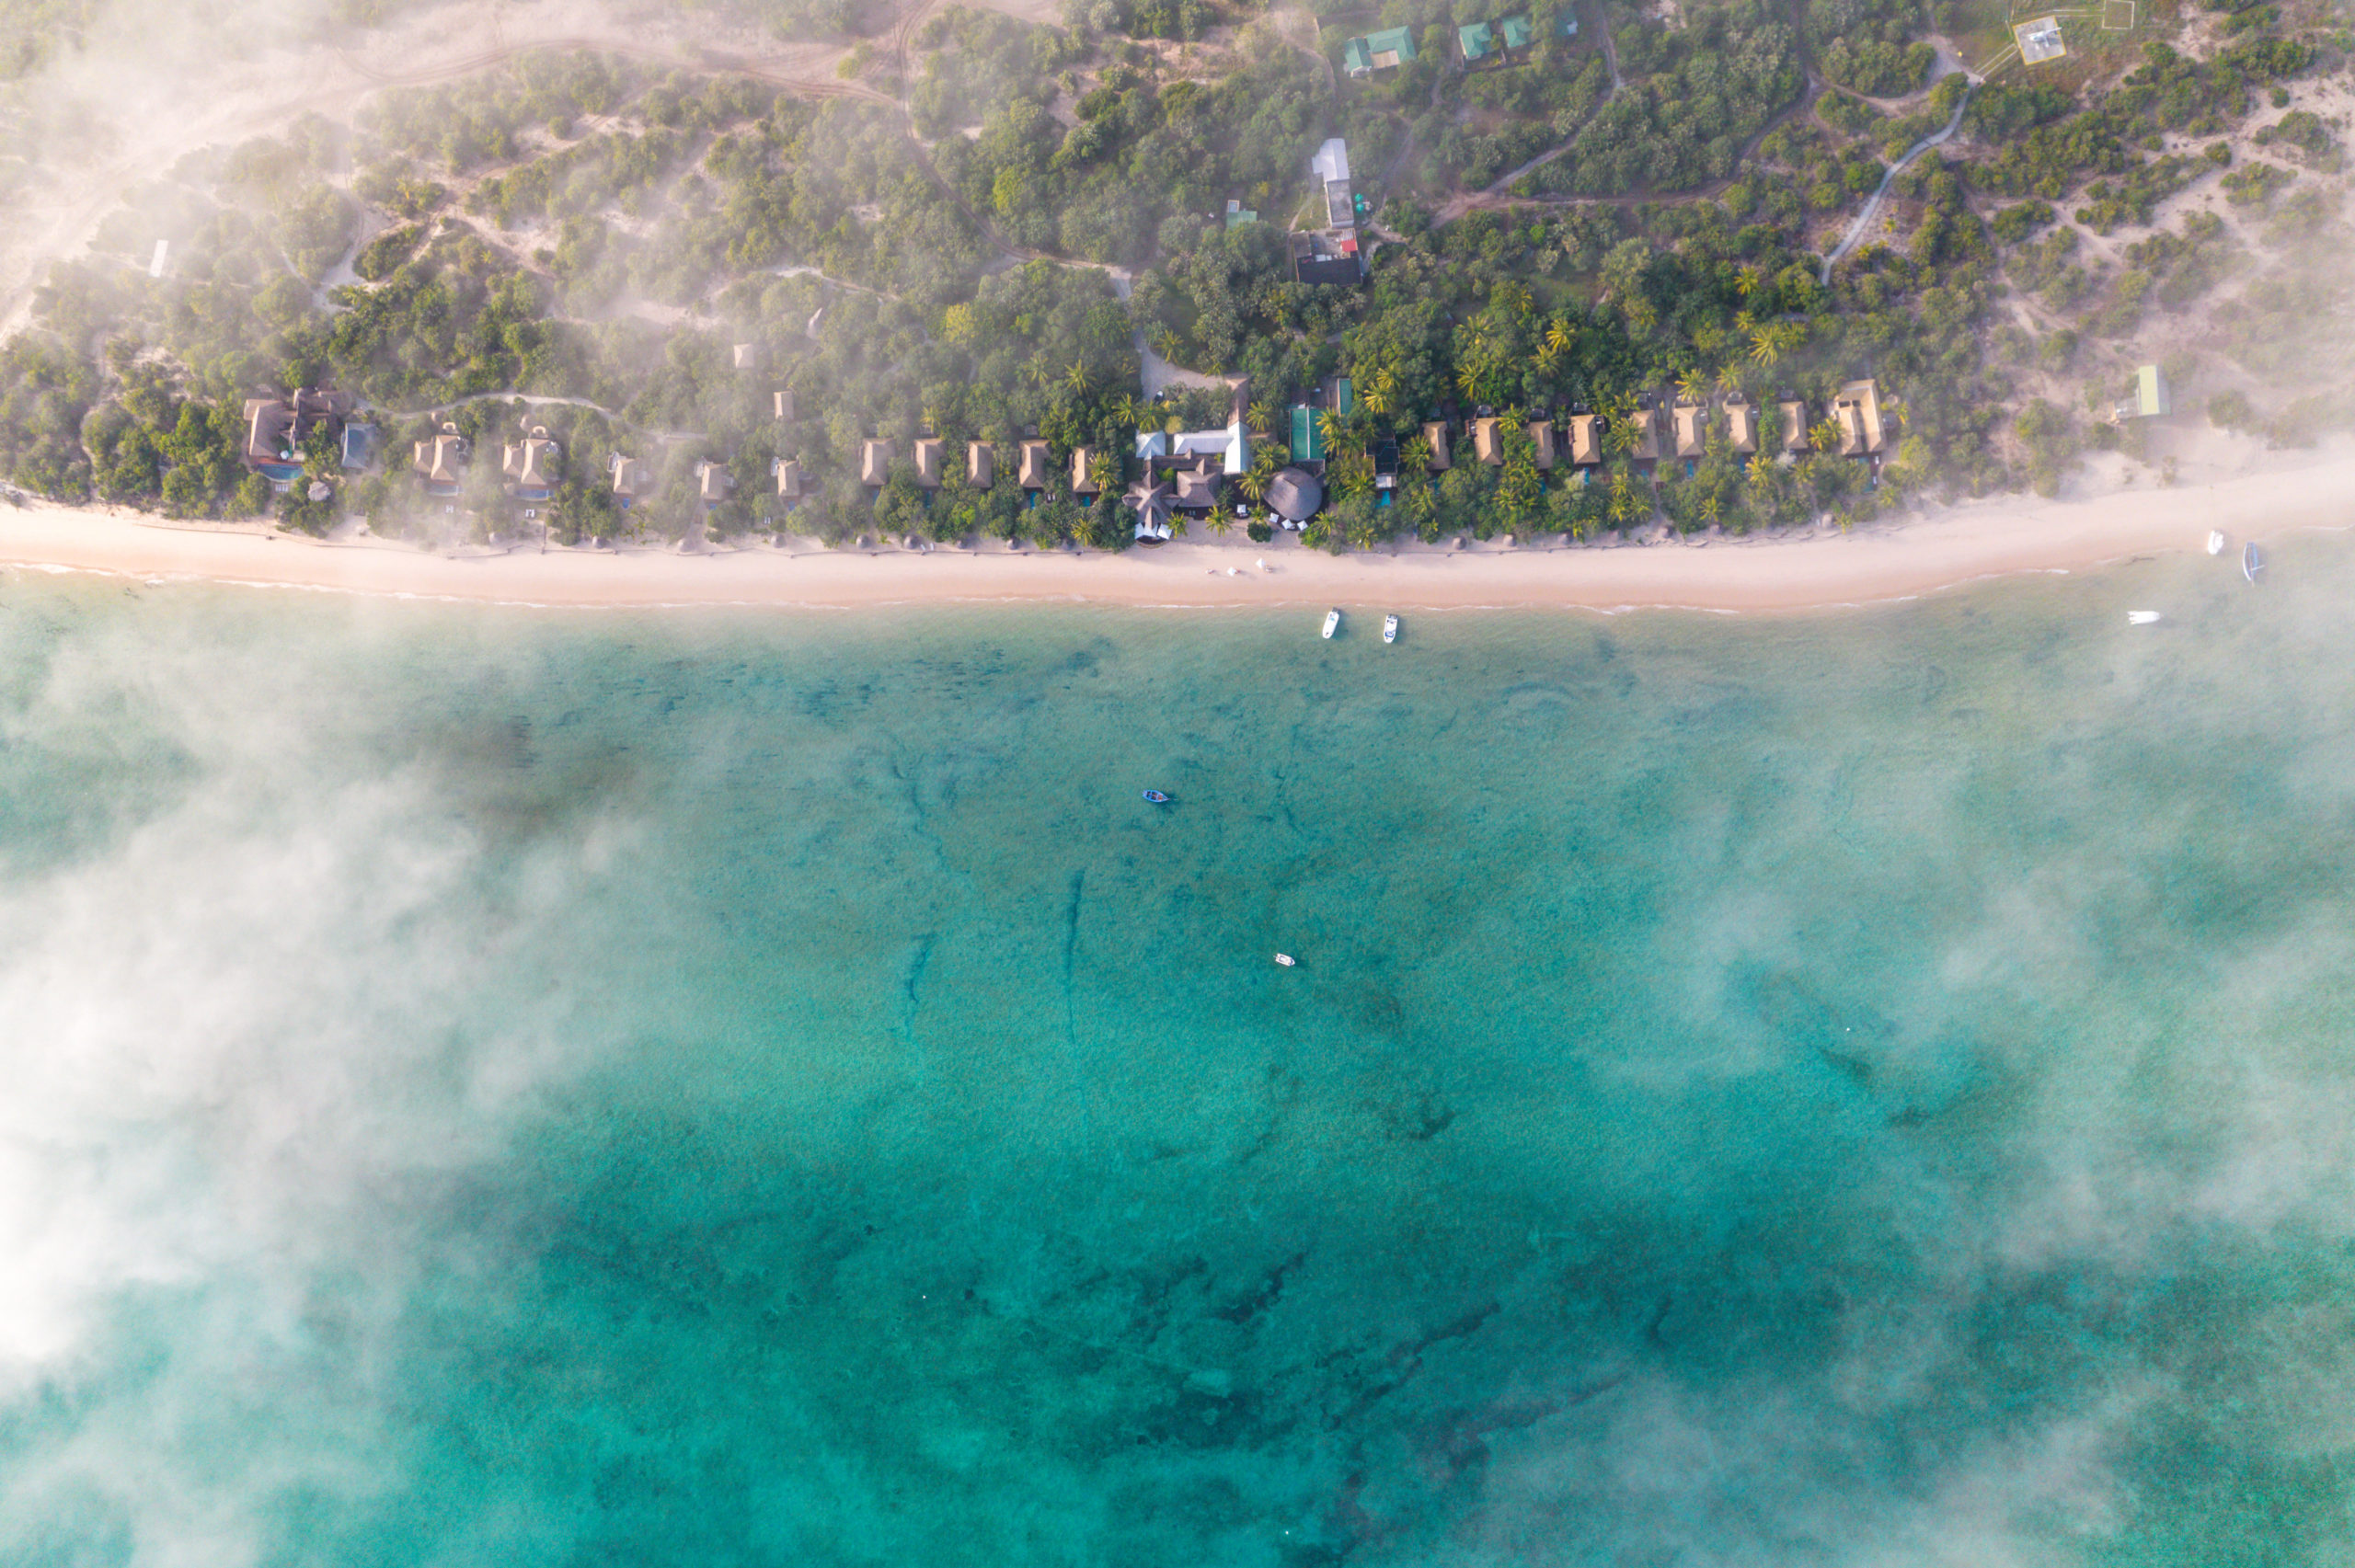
[[2134, 364, 2171, 418], [1344, 25, 1419, 75], [1291, 405, 1326, 463]]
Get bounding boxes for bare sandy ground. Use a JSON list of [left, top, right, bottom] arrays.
[[3, 445, 2349, 614]]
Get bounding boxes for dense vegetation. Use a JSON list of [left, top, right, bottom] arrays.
[[0, 0, 2343, 544]]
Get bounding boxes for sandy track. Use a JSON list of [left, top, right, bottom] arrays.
[[3, 445, 2349, 613]]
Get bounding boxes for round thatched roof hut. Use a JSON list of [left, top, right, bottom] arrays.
[[1268, 467, 1323, 522]]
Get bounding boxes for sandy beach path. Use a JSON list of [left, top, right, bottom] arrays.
[[1, 451, 2348, 615]]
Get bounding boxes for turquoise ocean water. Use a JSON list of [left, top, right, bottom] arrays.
[[6, 545, 2355, 1563]]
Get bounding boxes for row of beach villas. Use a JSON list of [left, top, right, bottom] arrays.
[[236, 378, 1889, 534]]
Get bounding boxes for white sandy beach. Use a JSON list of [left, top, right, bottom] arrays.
[[1, 445, 2348, 614]]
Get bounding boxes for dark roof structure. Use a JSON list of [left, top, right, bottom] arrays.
[[1268, 466, 1323, 522]]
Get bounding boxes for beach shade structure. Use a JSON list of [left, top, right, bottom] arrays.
[[1726, 396, 1758, 454], [1267, 466, 1323, 524], [1125, 475, 1175, 542]]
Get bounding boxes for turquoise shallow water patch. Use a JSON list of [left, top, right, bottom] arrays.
[[5, 553, 2355, 1563]]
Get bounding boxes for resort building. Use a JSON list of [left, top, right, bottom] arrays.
[[1626, 399, 1661, 462], [1726, 396, 1758, 455], [732, 343, 763, 372], [1832, 380, 1885, 457], [2114, 365, 2171, 422], [1459, 15, 1534, 64], [339, 420, 379, 471], [1311, 139, 1355, 231], [1125, 473, 1175, 542], [1292, 230, 1362, 286], [245, 387, 353, 489], [1268, 466, 1323, 530], [1136, 383, 1249, 476], [610, 452, 651, 504], [1528, 418, 1557, 471], [695, 459, 734, 507], [1017, 440, 1051, 490], [1779, 397, 1811, 454], [860, 439, 892, 487], [774, 390, 796, 423], [1422, 419, 1452, 470], [1374, 438, 1400, 490], [500, 426, 561, 501], [773, 457, 804, 502], [968, 441, 994, 488], [1472, 416, 1502, 465], [411, 421, 468, 498], [1072, 446, 1103, 495], [1568, 411, 1603, 466], [1672, 403, 1706, 461], [913, 438, 945, 489], [1342, 26, 1418, 76]]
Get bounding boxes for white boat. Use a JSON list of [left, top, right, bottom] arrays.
[[1273, 952, 1296, 967], [2127, 610, 2162, 625], [1320, 608, 1339, 639], [2207, 530, 2226, 556], [1383, 613, 1399, 644]]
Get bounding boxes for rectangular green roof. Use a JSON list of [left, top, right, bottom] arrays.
[[1500, 14, 1533, 48], [1458, 20, 1495, 59], [1291, 406, 1325, 463]]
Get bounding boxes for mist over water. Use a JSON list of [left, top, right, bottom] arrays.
[[6, 554, 2355, 1563]]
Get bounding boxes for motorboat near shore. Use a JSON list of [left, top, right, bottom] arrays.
[[2245, 542, 2265, 583], [1142, 789, 1170, 805], [2127, 611, 2162, 625], [2207, 530, 2226, 556], [1273, 952, 1296, 967], [1383, 613, 1399, 644], [1321, 608, 1339, 639]]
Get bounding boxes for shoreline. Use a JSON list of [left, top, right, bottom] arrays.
[[2, 448, 2349, 615]]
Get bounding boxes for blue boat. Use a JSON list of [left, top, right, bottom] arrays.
[[1142, 789, 1171, 805]]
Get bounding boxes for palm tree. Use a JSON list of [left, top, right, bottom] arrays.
[[1716, 362, 1744, 398], [1362, 379, 1390, 417], [1236, 459, 1272, 504], [1545, 316, 1574, 356], [1456, 361, 1485, 402], [1066, 360, 1093, 396], [1735, 264, 1762, 300], [1317, 408, 1345, 452], [1247, 399, 1274, 437], [1701, 494, 1721, 529], [1810, 417, 1843, 453], [1749, 325, 1782, 368], [1026, 357, 1054, 393], [1676, 370, 1707, 406]]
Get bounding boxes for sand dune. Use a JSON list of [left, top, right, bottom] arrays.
[[2, 450, 2349, 615]]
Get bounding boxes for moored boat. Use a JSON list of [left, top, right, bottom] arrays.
[[2127, 611, 2161, 625], [1142, 789, 1171, 804], [1383, 613, 1399, 644], [1321, 608, 1339, 638], [2245, 542, 2265, 582], [2207, 530, 2226, 556], [1273, 953, 1296, 967]]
